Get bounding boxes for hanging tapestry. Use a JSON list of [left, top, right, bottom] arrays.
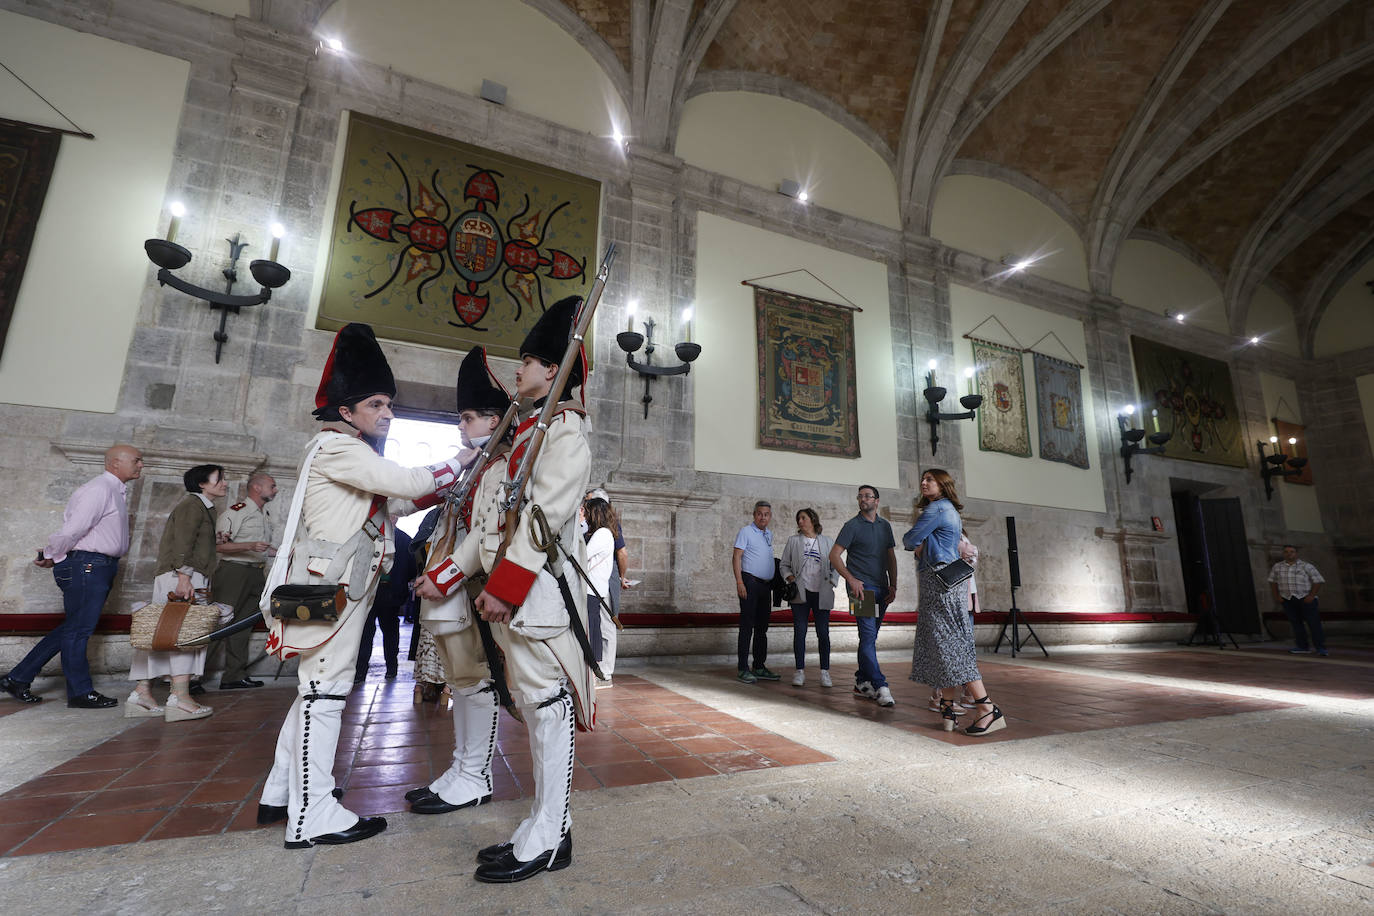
[[0, 122, 61, 360], [1032, 352, 1089, 469], [973, 339, 1031, 458], [755, 286, 860, 457], [319, 112, 601, 359], [1130, 337, 1245, 467], [1273, 419, 1314, 485]]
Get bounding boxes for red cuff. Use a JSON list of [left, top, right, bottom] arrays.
[[429, 459, 460, 492], [426, 558, 465, 596], [486, 559, 537, 605], [413, 492, 441, 510]]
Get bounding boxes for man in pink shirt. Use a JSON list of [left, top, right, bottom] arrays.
[[1, 444, 143, 707]]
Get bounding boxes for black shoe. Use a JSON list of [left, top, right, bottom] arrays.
[[0, 676, 41, 704], [188, 680, 206, 696], [67, 692, 117, 709], [384, 669, 398, 680], [218, 679, 261, 690], [411, 792, 491, 815], [474, 832, 572, 883], [258, 788, 344, 825], [245, 678, 264, 686], [405, 786, 437, 803], [284, 815, 386, 849], [476, 841, 514, 865]]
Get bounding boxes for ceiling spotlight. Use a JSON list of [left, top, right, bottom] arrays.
[[326, 37, 344, 52], [611, 128, 625, 147], [1250, 336, 1260, 344], [1169, 311, 1185, 323], [797, 190, 809, 202]]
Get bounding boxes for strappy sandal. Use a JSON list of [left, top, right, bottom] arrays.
[[124, 691, 164, 719], [963, 696, 1005, 737], [937, 697, 964, 732], [164, 693, 213, 722]]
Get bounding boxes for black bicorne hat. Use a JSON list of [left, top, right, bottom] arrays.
[[312, 323, 397, 421], [519, 296, 585, 390], [455, 346, 511, 413]]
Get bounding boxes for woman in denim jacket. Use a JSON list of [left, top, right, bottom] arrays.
[[903, 469, 1006, 736]]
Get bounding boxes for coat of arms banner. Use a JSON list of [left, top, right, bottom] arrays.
[[1032, 352, 1089, 469], [0, 121, 61, 361], [973, 338, 1031, 458], [318, 112, 601, 359], [1130, 336, 1245, 468], [755, 286, 860, 457]]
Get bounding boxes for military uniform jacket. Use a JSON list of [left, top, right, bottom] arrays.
[[422, 444, 509, 633], [263, 429, 456, 658], [216, 499, 274, 565], [451, 404, 592, 634]]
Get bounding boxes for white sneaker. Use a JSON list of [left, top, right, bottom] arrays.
[[819, 670, 833, 688], [876, 686, 895, 707], [791, 670, 805, 687]]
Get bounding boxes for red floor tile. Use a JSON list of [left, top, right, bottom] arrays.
[[184, 777, 261, 806], [11, 810, 165, 856], [587, 761, 672, 788], [70, 783, 195, 815], [146, 803, 238, 842]]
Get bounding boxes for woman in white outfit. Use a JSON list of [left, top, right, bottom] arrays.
[[582, 496, 617, 680], [126, 464, 233, 722]]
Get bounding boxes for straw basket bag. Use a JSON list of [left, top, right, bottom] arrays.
[[129, 592, 221, 651]]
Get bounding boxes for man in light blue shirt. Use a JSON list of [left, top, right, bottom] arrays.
[[732, 501, 778, 683]]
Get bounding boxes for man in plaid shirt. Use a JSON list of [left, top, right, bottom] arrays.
[[1267, 545, 1327, 656]]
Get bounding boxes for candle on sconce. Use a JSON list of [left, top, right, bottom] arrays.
[[626, 300, 638, 333], [1151, 408, 1159, 433], [964, 366, 974, 396], [166, 201, 186, 244], [269, 222, 285, 262], [1288, 437, 1297, 447], [682, 306, 693, 343], [927, 358, 937, 388], [1269, 435, 1278, 444]]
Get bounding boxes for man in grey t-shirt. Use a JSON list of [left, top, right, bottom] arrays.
[[829, 484, 898, 707]]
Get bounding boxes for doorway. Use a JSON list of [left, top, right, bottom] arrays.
[[1171, 490, 1260, 635]]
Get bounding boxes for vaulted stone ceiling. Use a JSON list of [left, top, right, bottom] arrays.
[[549, 0, 1374, 356]]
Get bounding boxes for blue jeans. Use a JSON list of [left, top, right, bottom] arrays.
[[855, 583, 890, 689], [9, 551, 118, 697], [791, 591, 830, 670], [1281, 596, 1325, 651]]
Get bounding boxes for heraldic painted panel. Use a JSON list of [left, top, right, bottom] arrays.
[[1130, 336, 1246, 468], [319, 112, 601, 359], [1033, 352, 1089, 469], [973, 339, 1031, 458], [755, 287, 860, 457]]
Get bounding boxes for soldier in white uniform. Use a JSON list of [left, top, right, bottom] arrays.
[[257, 323, 466, 850], [407, 347, 514, 817], [419, 297, 596, 883], [214, 472, 277, 689]]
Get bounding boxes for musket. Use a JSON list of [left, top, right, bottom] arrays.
[[499, 242, 617, 518]]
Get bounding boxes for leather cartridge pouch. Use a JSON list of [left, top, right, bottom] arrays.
[[461, 572, 489, 602], [269, 583, 347, 622]]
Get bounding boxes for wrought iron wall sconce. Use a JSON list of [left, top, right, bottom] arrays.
[[144, 207, 291, 363], [923, 362, 982, 455], [615, 305, 700, 418], [1257, 436, 1307, 500], [1117, 405, 1170, 483]]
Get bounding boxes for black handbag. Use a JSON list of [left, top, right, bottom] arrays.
[[782, 580, 800, 603], [932, 558, 975, 590], [268, 583, 346, 622]]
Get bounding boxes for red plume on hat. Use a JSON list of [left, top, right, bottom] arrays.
[[313, 323, 397, 421], [455, 346, 511, 413]]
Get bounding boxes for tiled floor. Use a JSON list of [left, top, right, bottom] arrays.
[[0, 675, 830, 857], [1052, 647, 1373, 699], [740, 655, 1299, 745]]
